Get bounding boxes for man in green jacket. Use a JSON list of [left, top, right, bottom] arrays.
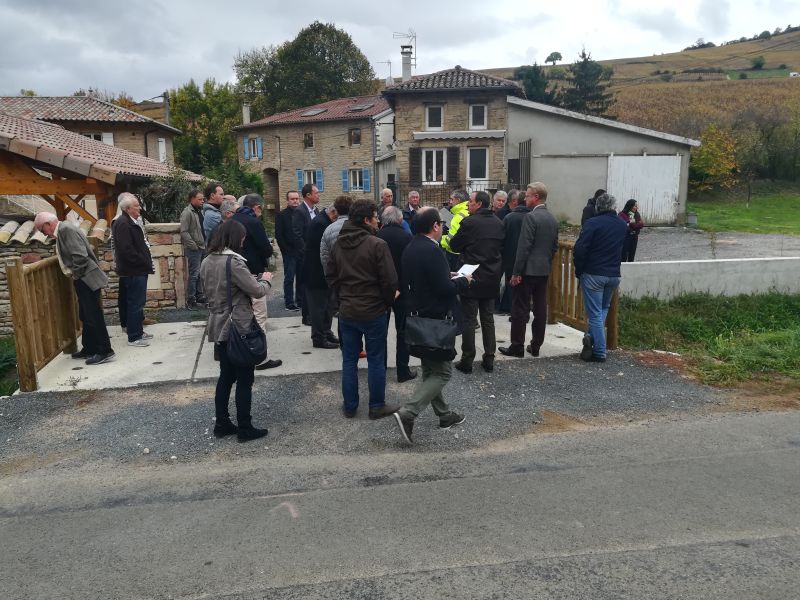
[[180, 188, 206, 308], [440, 189, 469, 270]]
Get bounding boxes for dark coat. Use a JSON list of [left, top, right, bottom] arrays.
[[512, 204, 559, 277], [275, 206, 295, 254], [303, 210, 333, 290], [501, 205, 531, 276], [448, 208, 505, 299], [326, 220, 397, 321], [111, 215, 153, 277], [495, 204, 511, 220], [574, 210, 627, 277], [581, 199, 597, 226], [231, 207, 273, 275], [401, 235, 469, 320], [290, 201, 319, 257], [376, 222, 413, 284]]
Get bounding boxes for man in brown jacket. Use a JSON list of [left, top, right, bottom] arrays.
[[327, 199, 399, 420]]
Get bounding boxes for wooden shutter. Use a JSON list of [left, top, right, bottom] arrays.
[[316, 169, 324, 192], [296, 169, 304, 191], [362, 168, 371, 193], [341, 169, 349, 192], [256, 136, 263, 160], [101, 132, 114, 146], [243, 138, 250, 160], [409, 147, 422, 185], [447, 146, 460, 184]]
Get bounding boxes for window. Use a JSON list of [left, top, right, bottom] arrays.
[[425, 105, 443, 131], [82, 132, 114, 145], [348, 128, 361, 146], [248, 138, 258, 159], [303, 169, 317, 185], [470, 104, 487, 130], [423, 149, 446, 183], [349, 169, 364, 191], [82, 132, 102, 141], [467, 147, 488, 180], [303, 133, 314, 149]]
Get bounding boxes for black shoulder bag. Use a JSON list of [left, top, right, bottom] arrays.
[[225, 255, 268, 367], [405, 312, 459, 362]]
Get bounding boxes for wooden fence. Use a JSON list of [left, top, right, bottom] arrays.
[[547, 240, 618, 349], [6, 256, 80, 392]]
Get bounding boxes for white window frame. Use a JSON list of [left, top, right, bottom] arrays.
[[469, 104, 487, 130], [303, 169, 317, 185], [303, 132, 314, 149], [349, 168, 364, 191], [248, 138, 258, 160], [82, 132, 102, 141], [467, 147, 489, 181], [422, 148, 447, 185], [425, 105, 443, 131]]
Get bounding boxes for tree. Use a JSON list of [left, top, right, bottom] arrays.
[[689, 124, 738, 191], [750, 56, 766, 70], [234, 21, 376, 120], [514, 63, 557, 104], [18, 89, 36, 96], [559, 49, 614, 117], [545, 51, 562, 66]]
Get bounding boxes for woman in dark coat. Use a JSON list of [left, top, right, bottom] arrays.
[[619, 199, 644, 262], [200, 220, 272, 442]]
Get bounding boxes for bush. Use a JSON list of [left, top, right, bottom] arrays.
[[660, 73, 673, 82], [751, 56, 766, 70], [138, 169, 197, 223], [739, 72, 748, 79]]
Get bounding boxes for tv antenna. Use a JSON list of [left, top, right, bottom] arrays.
[[393, 29, 417, 68], [377, 59, 392, 79]]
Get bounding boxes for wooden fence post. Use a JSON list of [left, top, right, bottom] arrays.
[[6, 258, 37, 392]]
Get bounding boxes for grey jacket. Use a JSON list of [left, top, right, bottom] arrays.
[[202, 203, 222, 243], [320, 215, 347, 277], [180, 205, 205, 251], [55, 221, 108, 291], [199, 251, 268, 343], [512, 204, 559, 277]]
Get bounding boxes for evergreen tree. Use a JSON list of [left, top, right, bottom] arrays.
[[559, 49, 614, 117], [514, 63, 557, 105]]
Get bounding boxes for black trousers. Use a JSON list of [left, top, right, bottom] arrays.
[[306, 287, 335, 344], [214, 342, 256, 425], [622, 235, 639, 262], [296, 257, 308, 319], [74, 279, 112, 355], [509, 275, 549, 352]]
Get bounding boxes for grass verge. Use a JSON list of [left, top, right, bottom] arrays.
[[619, 293, 800, 387], [687, 182, 800, 235]]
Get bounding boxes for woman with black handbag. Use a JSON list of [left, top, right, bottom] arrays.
[[200, 220, 272, 442]]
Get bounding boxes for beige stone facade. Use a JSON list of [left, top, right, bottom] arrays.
[[60, 123, 176, 164]]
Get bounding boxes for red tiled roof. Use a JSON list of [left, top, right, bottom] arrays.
[[235, 95, 390, 129], [0, 112, 200, 183], [0, 96, 181, 134], [384, 65, 523, 95]]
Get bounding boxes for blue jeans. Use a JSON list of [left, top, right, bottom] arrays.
[[580, 273, 620, 358], [124, 275, 148, 342], [339, 315, 388, 412], [282, 253, 298, 306]]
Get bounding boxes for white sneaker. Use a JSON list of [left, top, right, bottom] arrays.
[[128, 338, 150, 347], [141, 332, 154, 340]]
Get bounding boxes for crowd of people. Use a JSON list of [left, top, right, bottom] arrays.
[[32, 179, 635, 445]]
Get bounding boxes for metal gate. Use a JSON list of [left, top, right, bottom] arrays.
[[607, 154, 681, 224]]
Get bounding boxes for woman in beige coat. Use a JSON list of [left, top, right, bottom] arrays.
[[200, 220, 272, 442]]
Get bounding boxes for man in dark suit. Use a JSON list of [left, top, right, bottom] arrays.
[[393, 207, 472, 444], [498, 190, 533, 314], [291, 183, 320, 325], [34, 212, 114, 365], [275, 190, 301, 311], [376, 206, 415, 382], [499, 182, 559, 358], [304, 205, 339, 349]]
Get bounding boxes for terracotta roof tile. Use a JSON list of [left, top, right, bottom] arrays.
[[235, 95, 390, 129], [0, 96, 181, 134], [384, 66, 523, 95]]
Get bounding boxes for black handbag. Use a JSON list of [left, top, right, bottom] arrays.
[[405, 313, 459, 361], [224, 255, 268, 368]]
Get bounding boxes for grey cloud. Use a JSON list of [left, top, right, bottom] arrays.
[[625, 8, 689, 39], [697, 0, 729, 36]]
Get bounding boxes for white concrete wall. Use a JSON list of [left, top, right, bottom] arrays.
[[619, 258, 800, 300]]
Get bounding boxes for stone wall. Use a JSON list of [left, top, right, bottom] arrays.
[[0, 223, 186, 336]]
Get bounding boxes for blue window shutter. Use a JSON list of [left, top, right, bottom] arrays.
[[341, 169, 349, 192], [362, 168, 371, 193], [316, 169, 324, 192], [243, 138, 249, 160], [256, 136, 263, 159], [296, 169, 304, 191]]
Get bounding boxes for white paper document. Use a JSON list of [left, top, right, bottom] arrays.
[[452, 264, 479, 278]]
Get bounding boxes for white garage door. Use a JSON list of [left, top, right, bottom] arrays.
[[607, 155, 681, 224]]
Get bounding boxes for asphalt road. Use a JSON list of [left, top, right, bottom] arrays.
[[1, 409, 798, 599]]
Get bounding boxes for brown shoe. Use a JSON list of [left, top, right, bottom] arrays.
[[368, 403, 399, 420]]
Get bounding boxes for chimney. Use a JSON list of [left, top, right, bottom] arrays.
[[401, 45, 413, 82], [163, 91, 171, 126], [242, 103, 251, 125]]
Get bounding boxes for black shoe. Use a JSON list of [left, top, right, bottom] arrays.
[[256, 359, 282, 370], [368, 403, 400, 420], [326, 334, 340, 344], [454, 361, 473, 374], [580, 334, 594, 362], [86, 351, 115, 365], [439, 411, 466, 430], [71, 349, 91, 359], [302, 317, 312, 326], [285, 303, 300, 311], [213, 343, 220, 362], [481, 359, 494, 373], [394, 411, 414, 443], [313, 340, 339, 349], [195, 295, 208, 304], [526, 344, 540, 357], [237, 424, 268, 442], [498, 346, 524, 358], [397, 369, 418, 383], [590, 354, 607, 363], [213, 420, 238, 438], [343, 407, 357, 418]]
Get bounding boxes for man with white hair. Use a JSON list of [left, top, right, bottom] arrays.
[[112, 193, 154, 347], [402, 190, 421, 232], [34, 212, 114, 365], [377, 187, 394, 223]]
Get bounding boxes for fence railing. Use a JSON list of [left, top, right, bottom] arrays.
[[6, 256, 80, 392], [547, 240, 618, 349], [392, 180, 506, 208]]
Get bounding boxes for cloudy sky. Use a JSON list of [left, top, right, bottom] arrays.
[[0, 0, 794, 99]]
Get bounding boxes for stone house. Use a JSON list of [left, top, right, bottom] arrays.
[[233, 96, 393, 209]]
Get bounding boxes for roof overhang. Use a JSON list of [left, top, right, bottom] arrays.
[[412, 130, 506, 141], [507, 96, 701, 147]]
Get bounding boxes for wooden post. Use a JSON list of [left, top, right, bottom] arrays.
[[6, 258, 37, 392], [547, 248, 559, 324], [607, 288, 619, 350]]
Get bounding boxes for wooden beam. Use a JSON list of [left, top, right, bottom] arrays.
[[54, 193, 96, 224], [0, 178, 107, 195]]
